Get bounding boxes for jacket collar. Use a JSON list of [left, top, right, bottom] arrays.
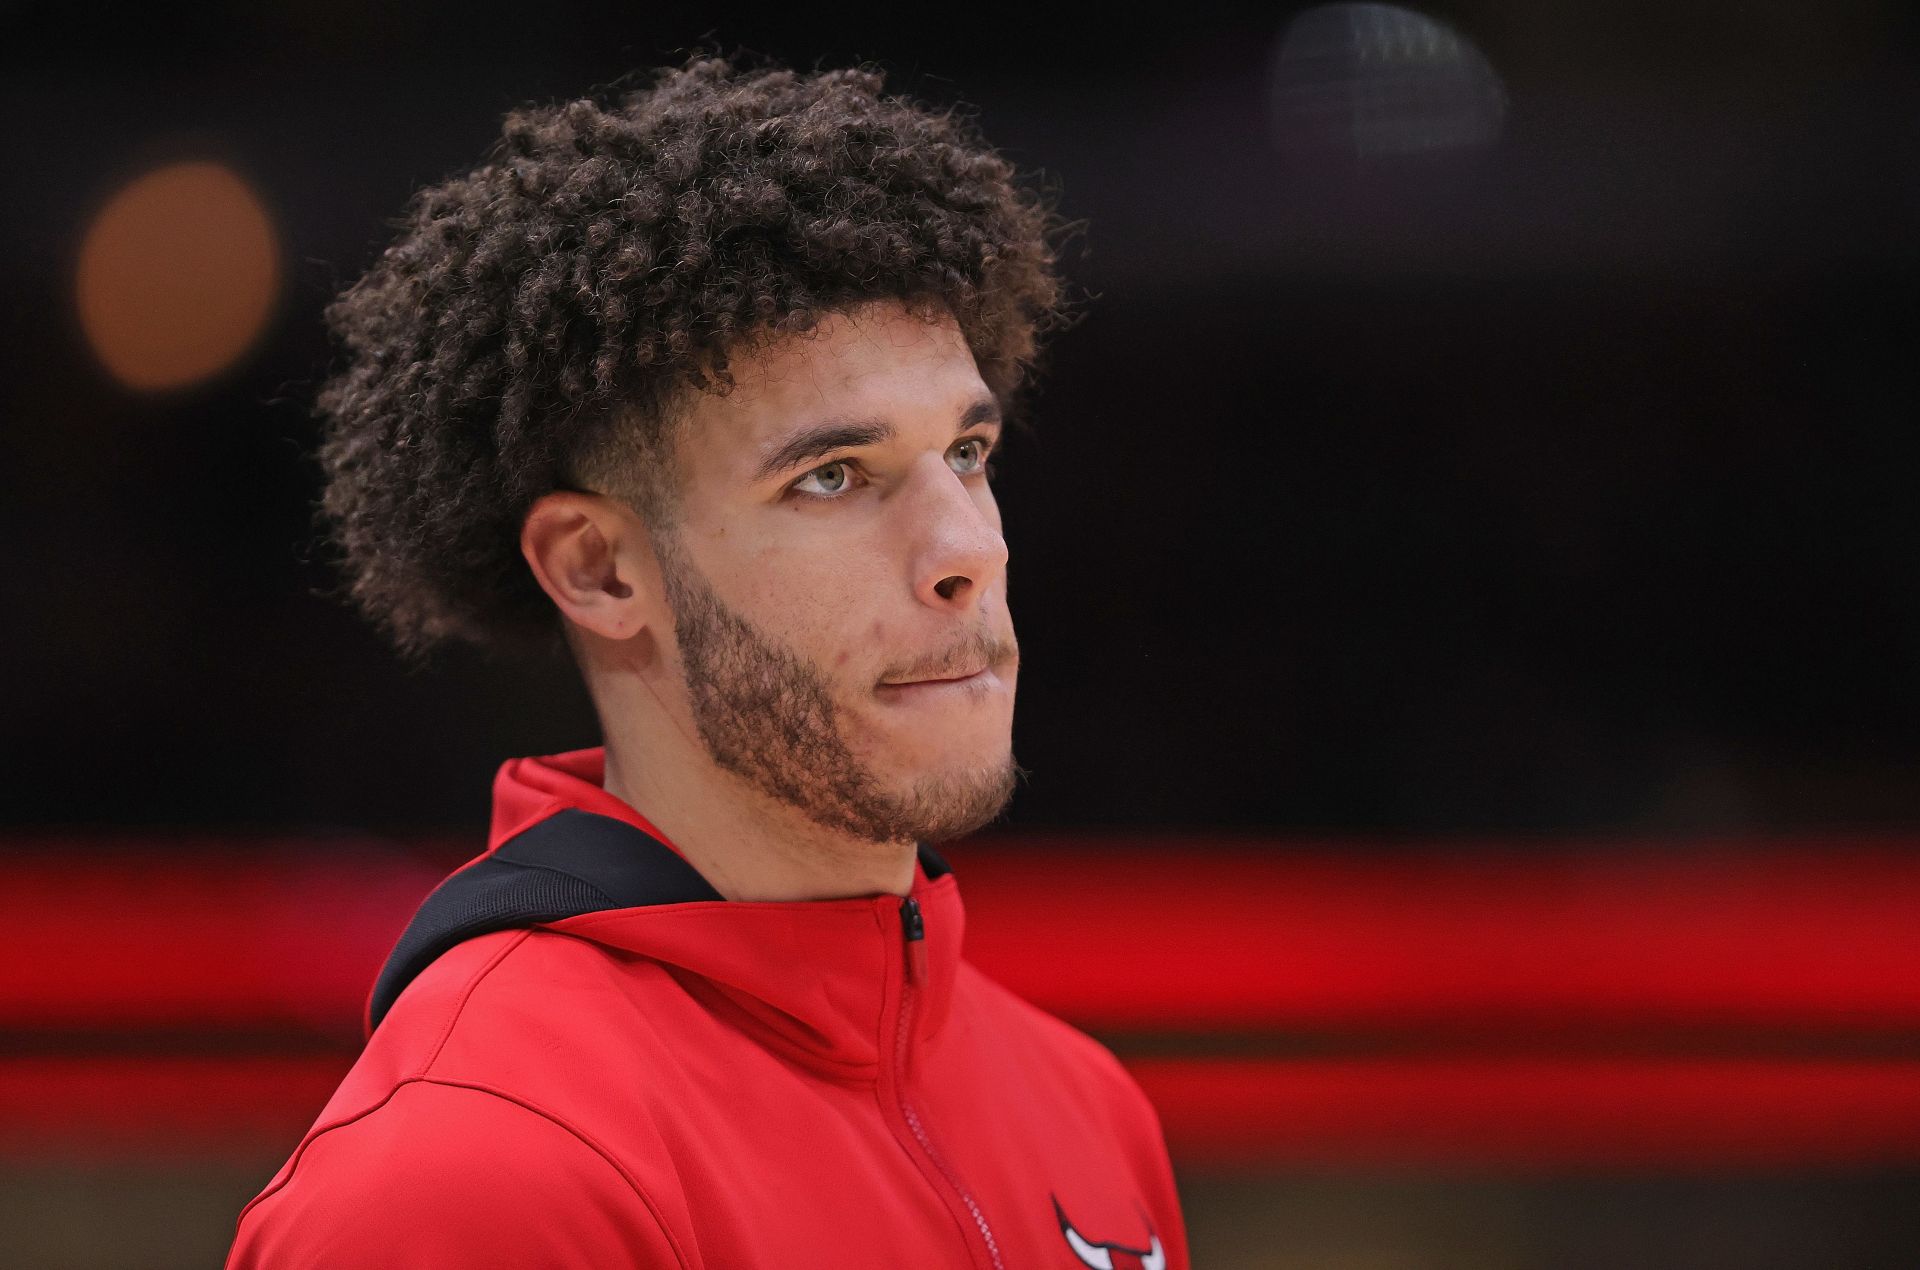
[[372, 747, 963, 1080], [486, 746, 683, 854]]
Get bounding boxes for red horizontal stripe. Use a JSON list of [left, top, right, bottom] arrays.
[[952, 835, 1920, 1032], [1130, 1056, 1920, 1169], [0, 1054, 353, 1156], [4, 834, 1919, 1035], [0, 840, 448, 1035], [7, 1054, 1919, 1169]]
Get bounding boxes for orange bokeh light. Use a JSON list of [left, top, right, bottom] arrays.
[[75, 159, 281, 392]]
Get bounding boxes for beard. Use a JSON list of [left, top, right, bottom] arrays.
[[654, 531, 1020, 846]]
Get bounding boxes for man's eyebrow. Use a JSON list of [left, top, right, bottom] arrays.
[[751, 397, 1002, 484]]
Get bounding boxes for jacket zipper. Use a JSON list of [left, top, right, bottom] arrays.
[[896, 895, 1006, 1270]]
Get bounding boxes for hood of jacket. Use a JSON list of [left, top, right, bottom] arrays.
[[367, 747, 964, 1077]]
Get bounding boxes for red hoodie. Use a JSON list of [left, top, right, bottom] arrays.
[[228, 748, 1190, 1268]]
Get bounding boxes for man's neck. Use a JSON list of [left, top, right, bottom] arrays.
[[599, 726, 917, 904]]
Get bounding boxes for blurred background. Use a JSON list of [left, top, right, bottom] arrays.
[[4, 1, 1920, 1265]]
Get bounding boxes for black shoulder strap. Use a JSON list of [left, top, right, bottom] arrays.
[[368, 808, 953, 1031]]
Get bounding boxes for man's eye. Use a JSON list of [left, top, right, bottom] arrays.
[[950, 438, 997, 476], [792, 460, 857, 498]]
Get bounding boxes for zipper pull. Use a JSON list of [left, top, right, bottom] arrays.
[[899, 895, 928, 985]]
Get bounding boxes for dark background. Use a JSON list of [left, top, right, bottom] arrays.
[[4, 3, 1919, 1267], [6, 0, 1916, 838]]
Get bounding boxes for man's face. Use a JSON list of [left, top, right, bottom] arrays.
[[650, 300, 1020, 846]]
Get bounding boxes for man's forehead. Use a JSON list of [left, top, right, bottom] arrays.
[[688, 306, 987, 464]]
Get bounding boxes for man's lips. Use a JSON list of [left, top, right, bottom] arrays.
[[880, 666, 987, 686], [874, 665, 1001, 701]]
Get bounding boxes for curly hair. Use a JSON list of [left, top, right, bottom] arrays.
[[313, 53, 1069, 661]]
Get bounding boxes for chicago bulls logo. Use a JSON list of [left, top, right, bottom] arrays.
[[1051, 1194, 1165, 1270]]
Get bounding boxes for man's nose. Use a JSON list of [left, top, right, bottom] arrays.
[[904, 455, 1008, 609]]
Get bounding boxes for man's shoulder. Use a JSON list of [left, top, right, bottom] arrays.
[[366, 925, 689, 1089], [255, 1078, 626, 1201], [381, 922, 672, 1039], [230, 932, 701, 1267], [227, 1079, 687, 1268]]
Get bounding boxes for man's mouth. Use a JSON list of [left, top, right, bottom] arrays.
[[881, 663, 987, 687], [875, 663, 1001, 703]]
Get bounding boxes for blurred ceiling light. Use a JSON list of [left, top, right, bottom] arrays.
[[75, 159, 281, 393], [1271, 3, 1507, 161]]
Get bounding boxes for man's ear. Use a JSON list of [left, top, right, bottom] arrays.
[[520, 490, 655, 641]]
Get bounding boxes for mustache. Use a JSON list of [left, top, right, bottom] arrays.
[[884, 628, 1017, 683]]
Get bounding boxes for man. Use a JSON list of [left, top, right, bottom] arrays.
[[229, 54, 1189, 1269]]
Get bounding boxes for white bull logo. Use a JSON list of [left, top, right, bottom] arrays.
[[1051, 1195, 1165, 1270]]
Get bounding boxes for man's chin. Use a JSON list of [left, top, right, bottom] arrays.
[[885, 753, 1021, 845]]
